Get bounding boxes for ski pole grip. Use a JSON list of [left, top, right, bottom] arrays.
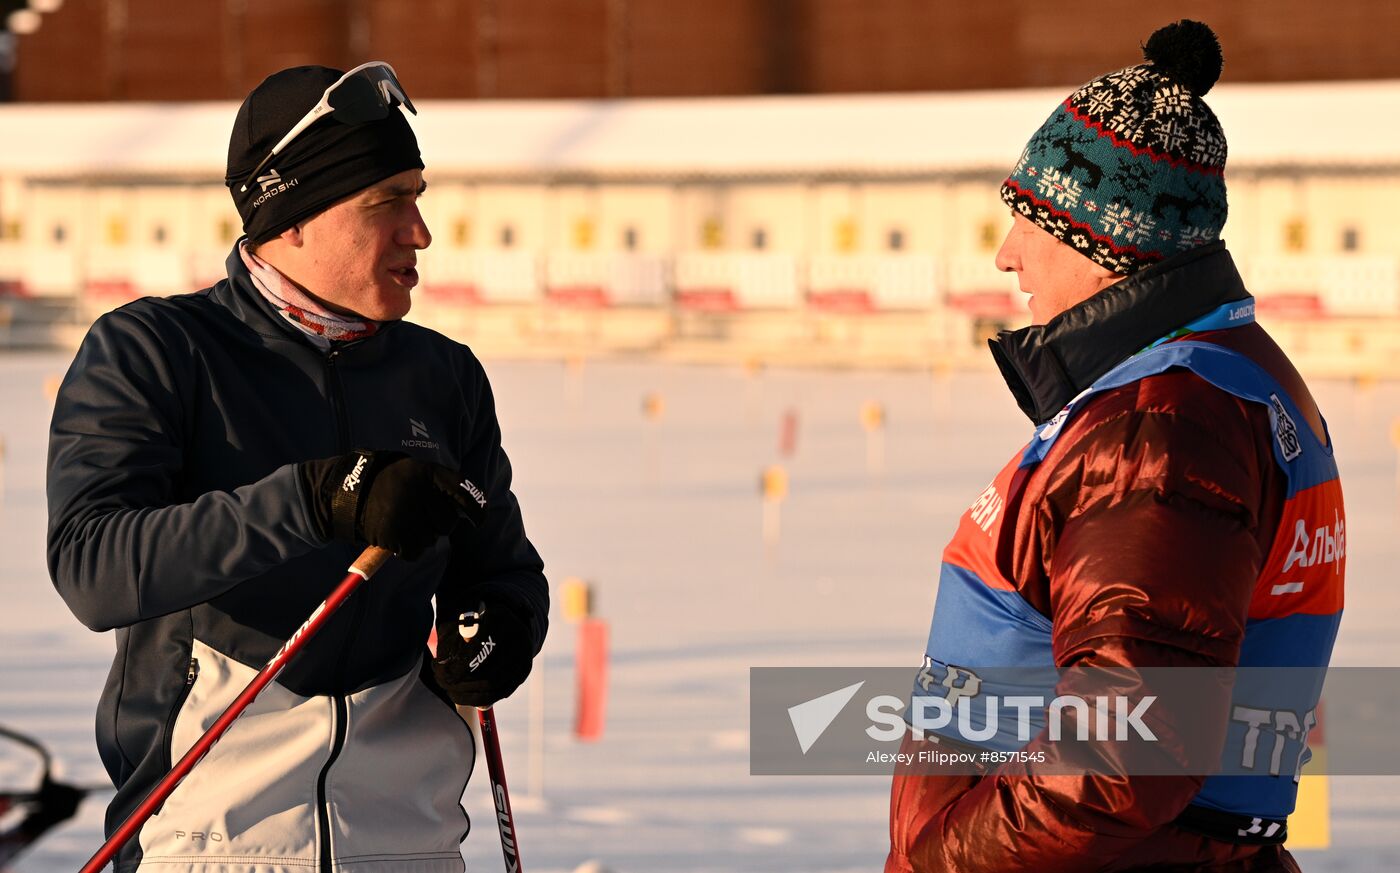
[[351, 545, 393, 578]]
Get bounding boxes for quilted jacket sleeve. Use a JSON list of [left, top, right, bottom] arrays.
[[892, 371, 1284, 873]]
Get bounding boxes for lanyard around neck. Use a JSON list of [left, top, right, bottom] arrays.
[[1140, 296, 1256, 354]]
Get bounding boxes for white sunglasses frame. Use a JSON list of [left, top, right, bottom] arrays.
[[239, 61, 415, 193]]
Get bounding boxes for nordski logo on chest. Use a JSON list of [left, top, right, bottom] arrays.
[[402, 417, 441, 450]]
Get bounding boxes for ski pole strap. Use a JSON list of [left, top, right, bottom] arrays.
[[1173, 803, 1287, 845], [330, 450, 377, 541]]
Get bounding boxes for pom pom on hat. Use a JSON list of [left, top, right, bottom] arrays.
[[1142, 19, 1223, 96], [999, 20, 1229, 275]]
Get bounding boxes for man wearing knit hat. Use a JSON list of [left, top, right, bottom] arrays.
[[48, 64, 547, 872], [888, 22, 1341, 872]]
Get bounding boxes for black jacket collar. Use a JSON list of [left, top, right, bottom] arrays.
[[213, 240, 307, 343], [987, 241, 1249, 425]]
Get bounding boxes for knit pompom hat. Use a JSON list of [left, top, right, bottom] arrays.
[[1000, 20, 1228, 275]]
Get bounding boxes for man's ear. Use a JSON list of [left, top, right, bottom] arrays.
[[1088, 261, 1127, 292], [1087, 259, 1120, 281], [277, 223, 305, 248]]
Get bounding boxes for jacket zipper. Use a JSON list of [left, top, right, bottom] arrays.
[[318, 344, 357, 872], [153, 657, 200, 817], [162, 657, 200, 770], [315, 694, 349, 873], [324, 348, 351, 453]]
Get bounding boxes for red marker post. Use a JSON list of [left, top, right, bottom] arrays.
[[564, 579, 609, 741], [779, 408, 799, 458], [574, 619, 610, 741], [564, 579, 607, 742]]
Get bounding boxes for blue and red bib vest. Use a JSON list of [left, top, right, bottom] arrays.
[[912, 297, 1344, 827]]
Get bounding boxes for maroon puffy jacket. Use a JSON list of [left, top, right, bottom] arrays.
[[888, 246, 1331, 872]]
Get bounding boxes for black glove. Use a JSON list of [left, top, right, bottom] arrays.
[[432, 598, 534, 707], [299, 449, 487, 560]]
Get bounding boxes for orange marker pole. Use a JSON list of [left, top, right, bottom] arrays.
[[574, 619, 609, 741], [760, 465, 789, 553]]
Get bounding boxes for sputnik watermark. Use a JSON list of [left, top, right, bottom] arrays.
[[865, 693, 1158, 744], [748, 666, 1389, 777], [784, 687, 1158, 759]]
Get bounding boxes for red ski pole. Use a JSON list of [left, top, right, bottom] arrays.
[[476, 706, 523, 873], [452, 607, 523, 873], [79, 546, 392, 873]]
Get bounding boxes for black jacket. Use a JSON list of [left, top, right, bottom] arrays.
[[46, 243, 547, 872]]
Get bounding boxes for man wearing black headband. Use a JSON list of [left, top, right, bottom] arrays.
[[47, 64, 547, 872]]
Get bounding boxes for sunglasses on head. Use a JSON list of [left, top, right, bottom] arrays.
[[239, 61, 417, 193]]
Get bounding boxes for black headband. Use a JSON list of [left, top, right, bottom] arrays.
[[225, 65, 424, 243]]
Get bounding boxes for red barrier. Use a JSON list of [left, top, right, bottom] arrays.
[[574, 619, 609, 741], [84, 280, 138, 301], [675, 288, 739, 311], [946, 290, 1021, 319], [546, 285, 611, 308], [1255, 293, 1326, 319], [807, 289, 875, 313]]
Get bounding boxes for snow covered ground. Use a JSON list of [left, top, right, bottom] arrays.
[[2, 349, 1398, 872]]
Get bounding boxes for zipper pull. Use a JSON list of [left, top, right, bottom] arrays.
[[186, 658, 200, 684]]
